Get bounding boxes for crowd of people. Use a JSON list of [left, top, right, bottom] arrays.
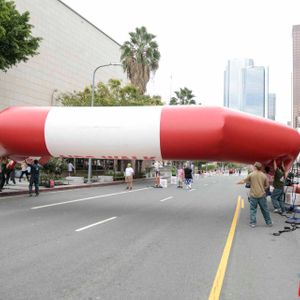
[[0, 158, 41, 196], [0, 157, 291, 228], [123, 159, 290, 230]]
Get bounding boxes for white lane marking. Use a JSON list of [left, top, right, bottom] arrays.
[[0, 188, 84, 200], [189, 189, 196, 192], [204, 184, 209, 186], [75, 216, 117, 232], [160, 196, 173, 202], [31, 187, 150, 210]]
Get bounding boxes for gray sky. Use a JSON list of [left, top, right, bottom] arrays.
[[61, 0, 300, 124]]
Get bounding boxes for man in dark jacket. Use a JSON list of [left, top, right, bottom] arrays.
[[0, 157, 8, 192], [184, 164, 193, 189], [271, 160, 286, 213], [26, 159, 41, 196]]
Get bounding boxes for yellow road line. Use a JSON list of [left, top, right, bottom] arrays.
[[241, 198, 244, 208], [208, 196, 242, 300]]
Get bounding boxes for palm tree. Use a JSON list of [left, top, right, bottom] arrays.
[[169, 87, 197, 105], [120, 26, 160, 94]]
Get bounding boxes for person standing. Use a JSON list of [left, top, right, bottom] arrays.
[[125, 163, 134, 190], [153, 161, 161, 188], [68, 161, 75, 176], [26, 159, 41, 196], [19, 161, 29, 182], [184, 164, 193, 189], [237, 162, 272, 227], [5, 160, 16, 184], [264, 166, 273, 198], [271, 160, 286, 213], [0, 157, 8, 192], [177, 165, 184, 188]]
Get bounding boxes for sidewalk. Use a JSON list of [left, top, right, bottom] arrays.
[[0, 177, 155, 197]]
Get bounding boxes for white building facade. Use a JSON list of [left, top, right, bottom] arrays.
[[0, 0, 127, 109]]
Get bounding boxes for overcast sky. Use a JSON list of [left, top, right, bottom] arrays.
[[61, 0, 300, 124]]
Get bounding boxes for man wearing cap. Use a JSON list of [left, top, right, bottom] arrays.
[[125, 163, 134, 190], [237, 162, 273, 227]]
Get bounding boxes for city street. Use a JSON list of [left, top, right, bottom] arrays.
[[0, 174, 299, 299]]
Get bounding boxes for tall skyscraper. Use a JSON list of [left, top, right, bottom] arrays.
[[268, 93, 276, 120], [242, 66, 266, 117], [292, 25, 300, 128], [224, 59, 254, 110], [224, 59, 268, 118]]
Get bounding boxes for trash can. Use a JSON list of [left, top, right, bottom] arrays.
[[49, 179, 55, 188]]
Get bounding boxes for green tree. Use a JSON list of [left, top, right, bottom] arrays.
[[169, 87, 198, 105], [58, 79, 163, 107], [42, 157, 67, 176], [0, 0, 41, 71], [120, 26, 160, 94]]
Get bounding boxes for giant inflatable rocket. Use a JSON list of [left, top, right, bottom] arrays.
[[0, 106, 299, 166]]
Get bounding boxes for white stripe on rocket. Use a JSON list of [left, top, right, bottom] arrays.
[[44, 107, 163, 160]]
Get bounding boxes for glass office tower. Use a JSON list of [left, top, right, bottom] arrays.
[[224, 59, 268, 118], [268, 93, 276, 120], [224, 59, 254, 111], [293, 25, 300, 128], [242, 66, 266, 117]]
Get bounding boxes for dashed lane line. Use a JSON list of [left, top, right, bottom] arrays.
[[160, 196, 174, 202], [31, 187, 151, 210], [75, 216, 117, 232]]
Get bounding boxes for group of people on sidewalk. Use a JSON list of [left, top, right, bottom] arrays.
[[0, 158, 17, 192], [237, 160, 287, 228], [0, 158, 41, 196]]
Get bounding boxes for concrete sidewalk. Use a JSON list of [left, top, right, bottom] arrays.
[[0, 179, 126, 197]]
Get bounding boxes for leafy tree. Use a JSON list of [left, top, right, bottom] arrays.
[[42, 158, 67, 176], [0, 0, 41, 71], [120, 26, 160, 94], [169, 87, 198, 105], [59, 79, 163, 107]]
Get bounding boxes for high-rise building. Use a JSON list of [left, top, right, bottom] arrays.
[[224, 58, 254, 110], [224, 59, 268, 118], [242, 66, 266, 117], [268, 93, 276, 120], [292, 25, 300, 128]]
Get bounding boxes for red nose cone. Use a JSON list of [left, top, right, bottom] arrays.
[[0, 107, 51, 158]]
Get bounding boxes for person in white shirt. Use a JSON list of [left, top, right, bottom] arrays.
[[125, 163, 134, 190], [68, 161, 75, 176]]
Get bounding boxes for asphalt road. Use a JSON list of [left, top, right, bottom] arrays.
[[0, 174, 299, 300]]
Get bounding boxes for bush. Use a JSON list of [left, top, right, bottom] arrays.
[[43, 158, 67, 175]]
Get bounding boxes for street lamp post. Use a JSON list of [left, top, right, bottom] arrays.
[[51, 89, 58, 106], [87, 63, 122, 184]]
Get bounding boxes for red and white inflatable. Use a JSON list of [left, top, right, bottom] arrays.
[[0, 106, 299, 167]]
